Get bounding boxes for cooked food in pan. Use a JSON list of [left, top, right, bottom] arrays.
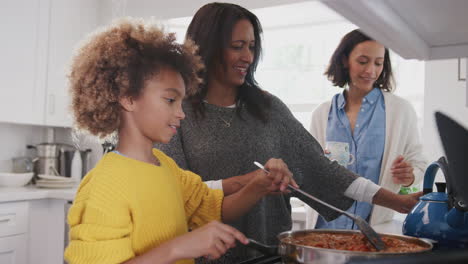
[[283, 233, 428, 253]]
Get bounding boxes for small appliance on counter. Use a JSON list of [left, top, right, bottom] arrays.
[[101, 141, 116, 154], [59, 147, 92, 179], [403, 112, 468, 248], [27, 143, 92, 180], [27, 143, 63, 177]]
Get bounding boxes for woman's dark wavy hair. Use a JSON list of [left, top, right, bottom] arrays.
[[185, 2, 271, 122], [325, 29, 394, 92]]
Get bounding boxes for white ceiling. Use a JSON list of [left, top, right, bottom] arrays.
[[321, 0, 468, 60], [386, 0, 468, 47], [253, 1, 344, 29]]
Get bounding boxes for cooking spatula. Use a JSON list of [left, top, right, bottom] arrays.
[[253, 161, 386, 251]]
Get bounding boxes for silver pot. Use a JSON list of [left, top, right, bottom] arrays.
[[28, 143, 61, 158], [27, 143, 75, 177], [249, 229, 432, 264], [279, 230, 432, 264]]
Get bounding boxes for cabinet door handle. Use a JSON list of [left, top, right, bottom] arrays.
[[0, 214, 13, 223], [458, 58, 466, 81]]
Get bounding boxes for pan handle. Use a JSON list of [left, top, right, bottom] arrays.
[[247, 239, 278, 256]]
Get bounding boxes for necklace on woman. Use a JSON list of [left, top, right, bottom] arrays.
[[219, 111, 235, 127], [203, 99, 237, 127]]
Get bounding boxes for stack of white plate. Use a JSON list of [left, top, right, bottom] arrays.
[[36, 174, 78, 189]]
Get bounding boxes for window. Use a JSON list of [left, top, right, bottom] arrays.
[[165, 1, 425, 130]]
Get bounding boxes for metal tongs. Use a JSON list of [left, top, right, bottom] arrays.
[[253, 161, 387, 251]]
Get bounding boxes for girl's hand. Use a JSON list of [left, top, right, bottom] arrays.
[[171, 221, 248, 260], [391, 155, 415, 186], [253, 158, 297, 193]]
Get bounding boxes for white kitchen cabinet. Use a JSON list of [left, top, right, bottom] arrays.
[[45, 0, 99, 127], [0, 201, 29, 264], [0, 0, 49, 125], [0, 0, 99, 127], [29, 199, 68, 264], [0, 197, 71, 264], [0, 234, 28, 264], [0, 201, 29, 237]]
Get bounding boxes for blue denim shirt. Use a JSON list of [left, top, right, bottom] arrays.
[[316, 88, 385, 229]]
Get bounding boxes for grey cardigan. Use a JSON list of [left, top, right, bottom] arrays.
[[156, 95, 358, 263]]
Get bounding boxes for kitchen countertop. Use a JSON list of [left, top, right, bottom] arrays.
[[0, 184, 77, 202]]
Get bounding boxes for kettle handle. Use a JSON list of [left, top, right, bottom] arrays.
[[423, 157, 450, 195]]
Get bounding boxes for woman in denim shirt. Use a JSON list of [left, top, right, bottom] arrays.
[[310, 29, 427, 229]]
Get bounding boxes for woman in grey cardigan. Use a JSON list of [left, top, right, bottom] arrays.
[[156, 3, 421, 263]]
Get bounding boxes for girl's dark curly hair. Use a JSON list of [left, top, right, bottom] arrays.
[[325, 29, 394, 92], [69, 18, 203, 138]]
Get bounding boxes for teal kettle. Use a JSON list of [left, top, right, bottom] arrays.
[[403, 112, 468, 248]]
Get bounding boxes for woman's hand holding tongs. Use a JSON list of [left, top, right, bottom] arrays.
[[252, 158, 298, 194]]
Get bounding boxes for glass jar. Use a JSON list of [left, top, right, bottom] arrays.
[[12, 157, 33, 173]]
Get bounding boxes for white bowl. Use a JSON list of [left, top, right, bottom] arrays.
[[0, 172, 34, 187]]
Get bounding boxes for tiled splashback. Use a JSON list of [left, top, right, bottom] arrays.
[[0, 123, 43, 171], [0, 123, 102, 173]]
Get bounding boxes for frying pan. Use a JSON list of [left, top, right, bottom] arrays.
[[247, 229, 433, 264]]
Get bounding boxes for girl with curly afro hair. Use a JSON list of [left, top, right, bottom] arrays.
[[64, 18, 287, 264]]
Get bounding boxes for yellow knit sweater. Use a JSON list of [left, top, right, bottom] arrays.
[[64, 149, 223, 264]]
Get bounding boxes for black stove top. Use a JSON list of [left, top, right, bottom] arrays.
[[239, 255, 282, 264], [347, 249, 468, 264], [240, 248, 468, 264]]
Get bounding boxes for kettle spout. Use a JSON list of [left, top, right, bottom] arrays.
[[446, 207, 466, 229]]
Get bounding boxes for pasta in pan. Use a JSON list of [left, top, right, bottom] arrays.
[[283, 233, 428, 253]]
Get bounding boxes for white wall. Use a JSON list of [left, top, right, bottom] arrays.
[[0, 123, 102, 175], [0, 123, 45, 171], [423, 58, 468, 170]]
